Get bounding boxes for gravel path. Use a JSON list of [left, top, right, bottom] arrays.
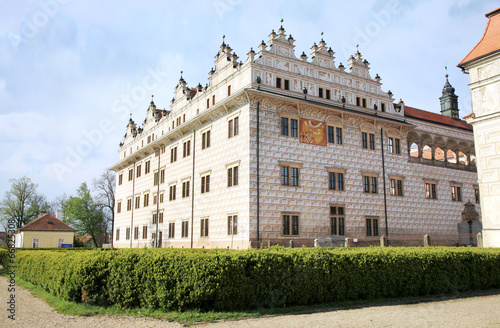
[[1, 274, 500, 328]]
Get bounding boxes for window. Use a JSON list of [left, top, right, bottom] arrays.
[[369, 133, 375, 150], [153, 194, 158, 205], [388, 137, 401, 154], [127, 198, 132, 211], [160, 192, 164, 203], [362, 132, 375, 150], [117, 201, 121, 213], [212, 95, 215, 106], [32, 238, 40, 248], [145, 160, 151, 174], [206, 98, 210, 109], [142, 226, 148, 240], [328, 172, 345, 191], [327, 126, 343, 144], [169, 222, 175, 238], [425, 181, 437, 199], [227, 165, 239, 187], [126, 227, 130, 240], [276, 77, 282, 88], [319, 87, 324, 98], [228, 116, 239, 138], [118, 173, 123, 185], [330, 206, 345, 236], [390, 178, 404, 196], [356, 97, 361, 106], [475, 187, 480, 203], [135, 195, 140, 209], [326, 89, 331, 100], [290, 119, 298, 137], [202, 130, 211, 149], [227, 215, 238, 235], [362, 98, 367, 108], [171, 146, 177, 163], [381, 103, 386, 112], [116, 229, 120, 241], [128, 168, 134, 181], [147, 135, 151, 144], [160, 168, 165, 184], [201, 174, 210, 193], [169, 184, 177, 201], [181, 221, 189, 238], [284, 79, 290, 90], [183, 114, 186, 123], [366, 217, 379, 236], [451, 185, 462, 202], [57, 238, 64, 248], [200, 218, 209, 237], [154, 171, 159, 186], [281, 166, 299, 186], [154, 212, 164, 224], [281, 117, 298, 137], [182, 180, 190, 198], [183, 140, 191, 157], [363, 175, 378, 193], [228, 85, 231, 96], [282, 214, 299, 236], [134, 226, 139, 240], [143, 194, 149, 207], [281, 117, 289, 136]]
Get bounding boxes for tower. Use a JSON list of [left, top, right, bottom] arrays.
[[440, 71, 459, 119]]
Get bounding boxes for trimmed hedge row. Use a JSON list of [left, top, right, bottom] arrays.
[[13, 247, 500, 311]]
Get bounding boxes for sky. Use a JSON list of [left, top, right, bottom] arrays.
[[0, 0, 497, 205]]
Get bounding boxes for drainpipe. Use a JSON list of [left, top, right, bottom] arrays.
[[380, 128, 389, 243], [156, 148, 160, 248], [191, 130, 196, 249], [130, 161, 136, 248], [256, 101, 261, 247]]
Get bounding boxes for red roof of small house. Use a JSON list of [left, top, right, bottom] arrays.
[[458, 7, 500, 67], [0, 231, 6, 240], [19, 213, 76, 232], [404, 106, 473, 131]]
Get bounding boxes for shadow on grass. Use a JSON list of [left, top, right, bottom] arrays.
[[1, 267, 499, 325]]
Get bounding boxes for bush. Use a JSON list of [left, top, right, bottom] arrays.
[[13, 247, 500, 311]]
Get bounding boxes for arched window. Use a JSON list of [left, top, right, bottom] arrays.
[[446, 149, 457, 163]]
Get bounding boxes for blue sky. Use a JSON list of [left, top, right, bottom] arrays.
[[0, 0, 497, 204]]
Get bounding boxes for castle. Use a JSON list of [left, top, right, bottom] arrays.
[[110, 25, 478, 248]]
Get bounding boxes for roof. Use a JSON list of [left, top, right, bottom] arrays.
[[404, 106, 473, 131], [18, 213, 76, 232], [0, 231, 6, 240], [458, 7, 500, 67]]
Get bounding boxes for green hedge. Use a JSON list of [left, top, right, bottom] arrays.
[[0, 248, 8, 267], [13, 247, 500, 311]]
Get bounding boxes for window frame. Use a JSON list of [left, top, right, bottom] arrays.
[[366, 217, 379, 236], [200, 218, 209, 237], [227, 214, 238, 235], [330, 206, 345, 236], [282, 213, 300, 236], [227, 162, 240, 188]]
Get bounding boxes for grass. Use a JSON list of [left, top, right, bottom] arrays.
[[1, 267, 499, 325]]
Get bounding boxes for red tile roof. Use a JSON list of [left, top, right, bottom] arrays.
[[19, 213, 76, 232], [404, 106, 473, 131], [458, 7, 500, 67]]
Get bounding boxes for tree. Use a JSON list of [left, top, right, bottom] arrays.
[[0, 176, 49, 229], [63, 183, 107, 248], [92, 170, 115, 242]]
